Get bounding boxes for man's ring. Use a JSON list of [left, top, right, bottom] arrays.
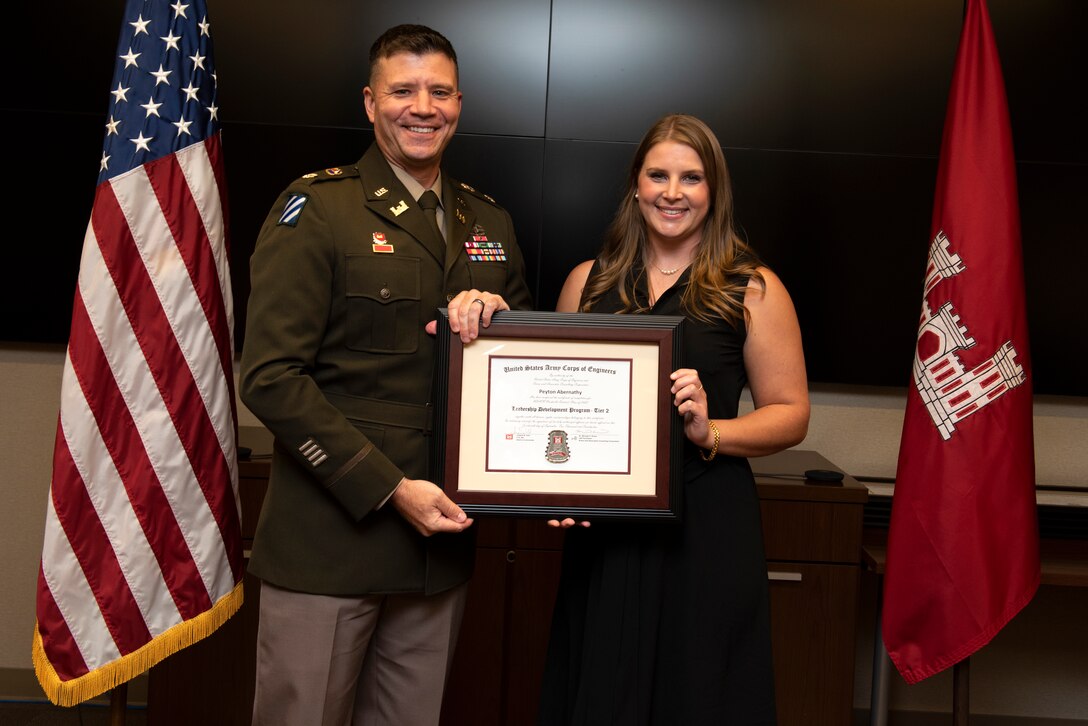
[[472, 298, 486, 308]]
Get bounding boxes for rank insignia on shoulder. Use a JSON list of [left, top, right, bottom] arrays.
[[372, 232, 394, 253], [390, 200, 409, 216], [301, 172, 318, 179], [459, 182, 476, 192], [325, 167, 343, 176], [374, 187, 389, 197], [278, 194, 309, 226]]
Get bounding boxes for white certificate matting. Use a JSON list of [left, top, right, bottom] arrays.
[[486, 356, 632, 474]]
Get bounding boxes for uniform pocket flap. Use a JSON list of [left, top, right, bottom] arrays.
[[346, 254, 421, 304]]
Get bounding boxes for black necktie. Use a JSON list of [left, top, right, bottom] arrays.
[[418, 190, 444, 245]]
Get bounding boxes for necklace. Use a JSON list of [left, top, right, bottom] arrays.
[[657, 266, 681, 275]]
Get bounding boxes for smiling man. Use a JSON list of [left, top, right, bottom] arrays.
[[240, 24, 532, 726]]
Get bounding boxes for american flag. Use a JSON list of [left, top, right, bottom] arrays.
[[33, 0, 244, 706]]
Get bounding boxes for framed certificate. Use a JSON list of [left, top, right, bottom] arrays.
[[431, 310, 684, 520]]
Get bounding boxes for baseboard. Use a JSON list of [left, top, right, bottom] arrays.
[[0, 667, 147, 705], [854, 707, 1088, 726]]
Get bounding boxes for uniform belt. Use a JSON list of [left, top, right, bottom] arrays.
[[323, 391, 433, 435]]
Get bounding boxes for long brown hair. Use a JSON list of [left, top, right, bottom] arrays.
[[580, 114, 763, 326]]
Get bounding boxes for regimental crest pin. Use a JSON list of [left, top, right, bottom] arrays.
[[372, 232, 394, 253], [278, 194, 308, 226], [545, 430, 570, 464]]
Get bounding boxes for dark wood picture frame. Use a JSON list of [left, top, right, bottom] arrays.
[[431, 309, 684, 520]]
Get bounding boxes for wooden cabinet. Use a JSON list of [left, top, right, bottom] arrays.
[[149, 450, 865, 726], [756, 450, 868, 726], [440, 521, 564, 726]]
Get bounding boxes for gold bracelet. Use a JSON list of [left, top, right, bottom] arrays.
[[700, 420, 720, 462]]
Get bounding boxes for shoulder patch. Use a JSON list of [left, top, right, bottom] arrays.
[[278, 194, 309, 226], [458, 181, 501, 207]]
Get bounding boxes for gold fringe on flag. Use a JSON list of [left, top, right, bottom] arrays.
[[32, 581, 243, 707]]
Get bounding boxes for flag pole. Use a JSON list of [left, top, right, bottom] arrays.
[[952, 658, 970, 725], [109, 683, 128, 726]]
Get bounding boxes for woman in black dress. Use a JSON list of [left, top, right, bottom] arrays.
[[539, 114, 809, 725]]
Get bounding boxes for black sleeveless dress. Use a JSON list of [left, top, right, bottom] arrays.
[[538, 264, 776, 725]]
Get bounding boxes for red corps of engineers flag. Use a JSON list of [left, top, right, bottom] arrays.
[[32, 0, 244, 706], [882, 0, 1040, 684]]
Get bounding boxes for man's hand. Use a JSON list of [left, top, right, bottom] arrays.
[[425, 290, 510, 343], [391, 477, 474, 536]]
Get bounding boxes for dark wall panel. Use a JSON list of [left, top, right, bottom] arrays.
[[546, 0, 959, 154], [539, 140, 636, 310], [212, 0, 550, 135], [1, 0, 1084, 396]]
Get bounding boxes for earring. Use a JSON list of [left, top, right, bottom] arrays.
[[634, 192, 639, 200]]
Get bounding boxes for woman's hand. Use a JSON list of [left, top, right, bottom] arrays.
[[670, 368, 714, 450], [547, 518, 591, 529]]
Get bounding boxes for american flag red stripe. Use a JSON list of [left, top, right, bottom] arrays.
[[66, 290, 213, 618], [34, 0, 242, 706], [47, 430, 154, 653], [36, 561, 89, 680], [96, 167, 242, 584]]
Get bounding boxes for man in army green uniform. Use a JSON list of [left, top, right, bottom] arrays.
[[240, 25, 532, 726]]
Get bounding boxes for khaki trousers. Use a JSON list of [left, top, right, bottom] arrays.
[[252, 580, 468, 726]]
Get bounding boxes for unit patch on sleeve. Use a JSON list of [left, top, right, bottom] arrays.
[[278, 194, 309, 226], [464, 224, 506, 261]]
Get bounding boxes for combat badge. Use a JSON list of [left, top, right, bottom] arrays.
[[545, 430, 570, 464], [372, 232, 394, 253], [278, 194, 308, 226]]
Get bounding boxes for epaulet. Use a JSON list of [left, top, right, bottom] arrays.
[[297, 165, 359, 184], [457, 180, 501, 207]]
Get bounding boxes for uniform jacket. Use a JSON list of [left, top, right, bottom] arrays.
[[240, 144, 532, 596]]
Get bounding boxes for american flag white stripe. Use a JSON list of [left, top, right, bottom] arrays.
[[58, 363, 183, 639], [76, 214, 233, 604], [111, 158, 239, 516], [40, 496, 120, 670], [176, 141, 233, 331]]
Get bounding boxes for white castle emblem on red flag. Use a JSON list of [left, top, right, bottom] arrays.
[[913, 230, 1026, 440]]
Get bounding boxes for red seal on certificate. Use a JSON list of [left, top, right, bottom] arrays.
[[545, 430, 570, 464]]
